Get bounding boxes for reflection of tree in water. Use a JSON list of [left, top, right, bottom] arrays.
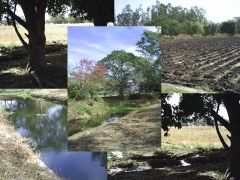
[[0, 98, 31, 111], [0, 98, 67, 150], [91, 152, 107, 168]]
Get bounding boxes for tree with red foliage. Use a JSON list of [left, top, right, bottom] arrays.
[[69, 59, 105, 99]]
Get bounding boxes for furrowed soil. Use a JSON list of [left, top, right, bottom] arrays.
[[68, 103, 161, 152], [108, 126, 228, 180], [161, 36, 240, 93]]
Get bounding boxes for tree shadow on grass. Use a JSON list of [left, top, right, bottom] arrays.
[[109, 148, 227, 180], [0, 44, 67, 88]]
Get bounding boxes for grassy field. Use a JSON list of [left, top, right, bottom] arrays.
[[0, 23, 114, 47], [0, 24, 67, 46], [162, 126, 230, 153], [0, 23, 96, 47], [0, 89, 67, 103], [0, 109, 58, 180], [161, 83, 210, 93]]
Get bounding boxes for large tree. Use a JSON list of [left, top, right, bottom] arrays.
[[162, 93, 240, 179], [98, 50, 137, 99], [0, 0, 114, 86], [136, 30, 161, 92]]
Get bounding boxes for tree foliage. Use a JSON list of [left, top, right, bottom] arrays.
[[117, 1, 240, 36], [98, 30, 161, 98], [220, 21, 236, 35], [69, 59, 105, 99], [98, 50, 137, 99]]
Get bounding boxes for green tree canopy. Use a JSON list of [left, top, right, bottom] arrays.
[[98, 50, 137, 99], [220, 21, 236, 35]]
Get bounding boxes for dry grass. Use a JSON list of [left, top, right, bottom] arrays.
[[0, 23, 114, 47], [0, 109, 58, 180], [0, 24, 66, 46], [162, 126, 230, 153], [30, 89, 67, 103], [68, 103, 161, 152]]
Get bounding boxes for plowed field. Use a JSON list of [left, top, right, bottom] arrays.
[[161, 37, 240, 93]]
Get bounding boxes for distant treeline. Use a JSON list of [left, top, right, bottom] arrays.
[[46, 16, 91, 24], [0, 16, 91, 25], [116, 1, 240, 36]]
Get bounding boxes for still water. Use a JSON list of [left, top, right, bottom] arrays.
[[0, 97, 107, 180]]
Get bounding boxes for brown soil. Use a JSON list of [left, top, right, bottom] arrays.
[[161, 36, 240, 93]]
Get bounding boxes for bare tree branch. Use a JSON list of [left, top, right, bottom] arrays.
[[213, 115, 230, 150], [11, 1, 28, 48], [211, 109, 230, 132], [4, 1, 28, 30]]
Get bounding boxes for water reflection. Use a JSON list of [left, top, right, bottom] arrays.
[[0, 98, 107, 180]]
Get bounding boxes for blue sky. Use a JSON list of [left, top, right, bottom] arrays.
[[68, 26, 158, 72], [115, 0, 240, 23]]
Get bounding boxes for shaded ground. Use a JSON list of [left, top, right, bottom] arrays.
[[161, 36, 240, 93], [0, 44, 67, 88], [108, 126, 229, 180], [108, 149, 227, 180], [0, 109, 58, 180], [68, 103, 161, 151]]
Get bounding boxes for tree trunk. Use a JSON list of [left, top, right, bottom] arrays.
[[20, 0, 47, 86], [91, 0, 113, 26], [27, 22, 47, 81], [223, 94, 240, 179], [119, 88, 124, 100], [93, 14, 107, 26]]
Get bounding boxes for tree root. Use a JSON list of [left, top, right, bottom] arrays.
[[30, 71, 43, 88]]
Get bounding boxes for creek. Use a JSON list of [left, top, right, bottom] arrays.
[[0, 97, 107, 180]]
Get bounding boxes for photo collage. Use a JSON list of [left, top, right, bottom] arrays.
[[0, 0, 239, 179]]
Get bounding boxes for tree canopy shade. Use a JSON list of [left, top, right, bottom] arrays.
[[161, 93, 240, 179], [0, 0, 114, 87]]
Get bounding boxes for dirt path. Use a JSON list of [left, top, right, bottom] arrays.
[[68, 103, 161, 152]]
